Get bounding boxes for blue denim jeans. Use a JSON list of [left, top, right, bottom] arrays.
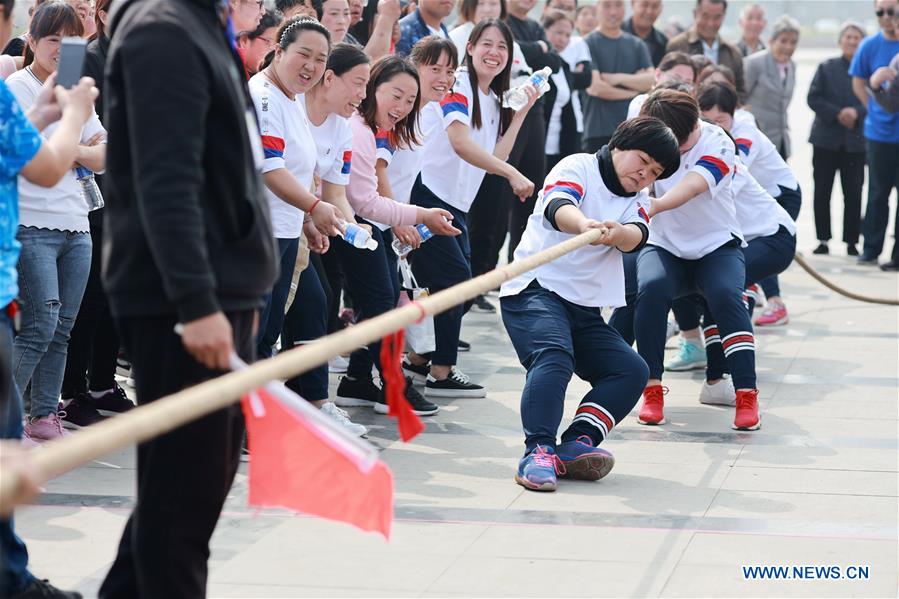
[[861, 140, 899, 261], [0, 310, 36, 595], [256, 237, 299, 359], [13, 227, 91, 419]]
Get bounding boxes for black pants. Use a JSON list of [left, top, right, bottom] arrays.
[[812, 145, 865, 244], [582, 136, 611, 154], [505, 107, 546, 262], [99, 310, 255, 599], [61, 216, 118, 397], [861, 139, 899, 261], [467, 173, 510, 278]]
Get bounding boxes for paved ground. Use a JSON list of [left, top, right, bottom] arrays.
[[13, 48, 899, 597]]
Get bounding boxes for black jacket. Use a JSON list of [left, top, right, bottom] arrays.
[[807, 56, 867, 152], [543, 59, 590, 158], [505, 15, 562, 76], [103, 0, 278, 322], [82, 33, 110, 121]]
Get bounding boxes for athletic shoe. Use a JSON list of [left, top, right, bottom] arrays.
[[115, 355, 131, 378], [733, 389, 761, 430], [514, 446, 564, 492], [240, 433, 250, 462], [425, 368, 485, 398], [335, 376, 382, 408], [329, 355, 349, 374], [457, 339, 471, 352], [699, 376, 736, 406], [374, 378, 439, 416], [812, 242, 829, 255], [401, 357, 430, 384], [25, 413, 71, 441], [555, 435, 615, 481], [60, 397, 107, 429], [754, 303, 788, 326], [665, 338, 706, 371], [857, 254, 878, 266], [11, 578, 82, 599], [666, 319, 679, 341], [89, 386, 134, 415], [637, 385, 667, 425], [322, 402, 368, 436], [21, 431, 40, 449], [846, 243, 859, 257], [879, 259, 899, 271], [471, 295, 496, 313]]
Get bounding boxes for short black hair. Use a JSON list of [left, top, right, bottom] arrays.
[[275, 0, 306, 13], [243, 9, 282, 39], [696, 0, 727, 10], [2, 0, 14, 20], [696, 80, 737, 116], [409, 35, 459, 71], [639, 88, 699, 146], [609, 117, 680, 180]]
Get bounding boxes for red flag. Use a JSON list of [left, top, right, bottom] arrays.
[[379, 329, 425, 442], [240, 383, 394, 538]]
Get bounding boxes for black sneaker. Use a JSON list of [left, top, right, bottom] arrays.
[[425, 368, 486, 398], [12, 579, 82, 599], [89, 386, 134, 416], [471, 294, 496, 313], [375, 377, 439, 416], [60, 396, 106, 429], [812, 242, 829, 255], [879, 259, 899, 271], [240, 433, 250, 463], [402, 357, 430, 384], [457, 339, 471, 352], [116, 354, 131, 378], [335, 376, 382, 408], [846, 243, 859, 256]]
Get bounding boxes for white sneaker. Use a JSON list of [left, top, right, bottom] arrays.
[[329, 355, 349, 374], [699, 376, 736, 406], [666, 319, 679, 341], [321, 402, 368, 437]]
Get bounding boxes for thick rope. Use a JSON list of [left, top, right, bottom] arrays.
[[793, 254, 899, 306]]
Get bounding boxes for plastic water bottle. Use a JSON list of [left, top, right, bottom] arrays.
[[391, 224, 434, 257], [340, 220, 378, 250], [502, 67, 552, 111], [75, 167, 104, 211]]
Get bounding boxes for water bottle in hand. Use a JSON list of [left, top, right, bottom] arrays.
[[340, 220, 378, 251], [502, 67, 552, 111], [75, 166, 104, 211], [391, 224, 434, 257]]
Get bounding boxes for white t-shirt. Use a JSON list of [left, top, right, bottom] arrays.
[[731, 156, 795, 241], [249, 74, 316, 239], [449, 23, 530, 77], [8, 67, 106, 233], [500, 153, 650, 308], [627, 93, 646, 119], [731, 117, 798, 198], [649, 121, 744, 259], [382, 101, 442, 204], [302, 94, 353, 187], [419, 68, 500, 213], [545, 70, 571, 155]]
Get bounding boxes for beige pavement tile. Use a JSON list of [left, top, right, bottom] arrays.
[[736, 445, 899, 472], [704, 490, 899, 526]]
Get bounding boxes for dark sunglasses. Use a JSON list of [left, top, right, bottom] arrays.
[[875, 7, 895, 16]]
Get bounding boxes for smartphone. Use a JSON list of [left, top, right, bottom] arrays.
[[57, 37, 87, 89]]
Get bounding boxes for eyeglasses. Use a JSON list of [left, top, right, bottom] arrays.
[[243, 0, 264, 9], [875, 7, 895, 17]]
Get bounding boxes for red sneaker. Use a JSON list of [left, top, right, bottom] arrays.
[[637, 385, 667, 425], [733, 389, 761, 430]]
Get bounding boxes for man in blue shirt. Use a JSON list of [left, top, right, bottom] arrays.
[[395, 0, 453, 56], [850, 0, 899, 270]]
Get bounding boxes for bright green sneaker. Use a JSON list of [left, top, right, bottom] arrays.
[[665, 338, 707, 371]]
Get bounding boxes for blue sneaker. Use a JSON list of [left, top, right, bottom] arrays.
[[556, 435, 615, 481], [515, 446, 564, 492], [665, 338, 706, 371]]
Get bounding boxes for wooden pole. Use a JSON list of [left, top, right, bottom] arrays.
[[0, 229, 605, 512]]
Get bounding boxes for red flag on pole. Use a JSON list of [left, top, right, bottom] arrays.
[[240, 379, 394, 538]]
